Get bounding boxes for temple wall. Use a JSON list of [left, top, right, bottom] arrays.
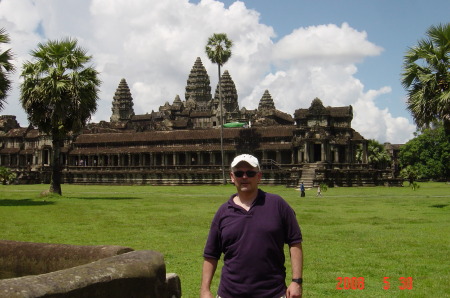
[[61, 168, 292, 186]]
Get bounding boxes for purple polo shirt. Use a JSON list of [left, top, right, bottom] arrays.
[[203, 189, 302, 298]]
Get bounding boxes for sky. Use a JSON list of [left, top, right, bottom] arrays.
[[1, 0, 449, 144]]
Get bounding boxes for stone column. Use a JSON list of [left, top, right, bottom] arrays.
[[198, 152, 203, 165], [363, 142, 368, 164], [210, 152, 214, 165], [304, 143, 309, 163], [346, 145, 350, 164], [321, 143, 325, 162], [186, 152, 191, 166], [276, 151, 281, 164]]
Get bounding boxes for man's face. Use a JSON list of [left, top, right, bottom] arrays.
[[230, 162, 262, 193]]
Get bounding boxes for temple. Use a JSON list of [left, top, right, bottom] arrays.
[[0, 57, 401, 187]]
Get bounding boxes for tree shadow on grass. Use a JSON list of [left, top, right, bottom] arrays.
[[0, 199, 56, 206], [429, 204, 448, 208]]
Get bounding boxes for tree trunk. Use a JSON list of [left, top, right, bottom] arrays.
[[49, 134, 62, 195], [218, 64, 226, 185]]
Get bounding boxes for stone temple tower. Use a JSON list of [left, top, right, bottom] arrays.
[[110, 78, 135, 122], [258, 90, 276, 111], [213, 70, 239, 112], [185, 57, 212, 111]]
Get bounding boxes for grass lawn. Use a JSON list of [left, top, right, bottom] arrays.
[[0, 182, 449, 297]]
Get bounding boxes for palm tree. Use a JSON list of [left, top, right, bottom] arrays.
[[0, 28, 15, 111], [401, 23, 450, 134], [205, 33, 233, 184], [367, 140, 391, 169], [20, 38, 101, 195], [355, 139, 391, 169]]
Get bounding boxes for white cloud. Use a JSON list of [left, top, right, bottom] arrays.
[[0, 0, 41, 33], [0, 0, 415, 143], [272, 23, 383, 65]]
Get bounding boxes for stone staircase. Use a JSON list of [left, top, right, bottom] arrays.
[[299, 163, 319, 189], [261, 159, 281, 169]]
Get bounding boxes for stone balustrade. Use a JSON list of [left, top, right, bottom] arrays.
[[0, 240, 181, 298]]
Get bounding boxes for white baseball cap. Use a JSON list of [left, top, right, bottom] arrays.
[[231, 154, 260, 170]]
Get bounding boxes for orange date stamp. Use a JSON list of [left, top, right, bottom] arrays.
[[383, 277, 413, 290], [336, 277, 413, 290]]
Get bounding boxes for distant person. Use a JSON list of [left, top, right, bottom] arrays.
[[317, 185, 322, 197], [201, 154, 303, 298], [300, 182, 305, 197]]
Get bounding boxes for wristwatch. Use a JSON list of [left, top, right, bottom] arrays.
[[292, 278, 303, 284]]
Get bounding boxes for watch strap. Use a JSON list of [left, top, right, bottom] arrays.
[[292, 278, 303, 284]]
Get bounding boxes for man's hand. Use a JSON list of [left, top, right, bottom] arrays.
[[200, 289, 214, 298], [286, 281, 302, 298]]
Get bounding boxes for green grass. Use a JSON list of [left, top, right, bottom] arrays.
[[0, 182, 449, 297]]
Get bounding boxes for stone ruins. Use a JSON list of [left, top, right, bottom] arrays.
[[0, 57, 401, 187]]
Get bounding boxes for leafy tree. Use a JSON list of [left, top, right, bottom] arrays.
[[319, 182, 328, 192], [0, 166, 16, 185], [399, 123, 450, 181], [401, 23, 450, 134], [205, 33, 233, 184], [0, 28, 15, 111], [20, 38, 101, 195]]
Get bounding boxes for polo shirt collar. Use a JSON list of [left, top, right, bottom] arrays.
[[227, 189, 265, 211]]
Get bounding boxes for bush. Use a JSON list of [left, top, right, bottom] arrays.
[[0, 167, 16, 185]]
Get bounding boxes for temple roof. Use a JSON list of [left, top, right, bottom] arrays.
[[5, 128, 28, 137], [74, 126, 295, 145], [131, 114, 153, 121], [25, 129, 40, 138], [190, 111, 212, 117], [294, 98, 352, 119], [69, 141, 293, 155]]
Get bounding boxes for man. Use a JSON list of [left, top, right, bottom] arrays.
[[201, 154, 303, 298]]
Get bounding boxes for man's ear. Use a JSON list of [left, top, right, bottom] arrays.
[[230, 172, 235, 183], [256, 171, 263, 182]]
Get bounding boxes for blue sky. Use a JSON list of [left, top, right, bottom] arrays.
[[1, 0, 449, 144], [215, 0, 450, 118]]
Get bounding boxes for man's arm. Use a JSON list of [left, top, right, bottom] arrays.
[[286, 242, 303, 298], [201, 257, 218, 298]]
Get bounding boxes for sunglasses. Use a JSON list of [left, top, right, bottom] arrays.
[[233, 170, 259, 178]]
